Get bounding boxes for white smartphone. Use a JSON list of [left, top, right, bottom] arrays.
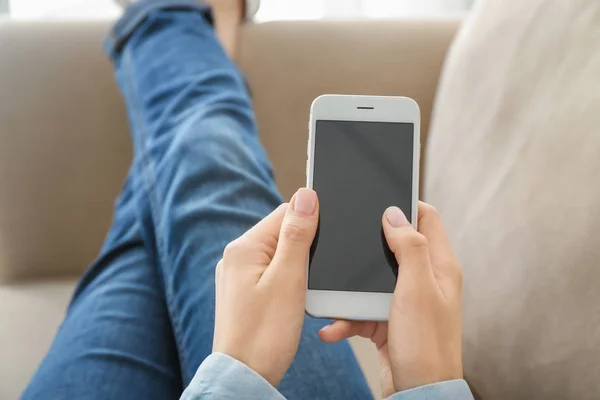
[[305, 94, 420, 321]]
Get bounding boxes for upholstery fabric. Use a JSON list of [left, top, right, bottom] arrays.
[[426, 1, 600, 398]]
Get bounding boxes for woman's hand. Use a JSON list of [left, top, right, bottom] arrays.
[[212, 188, 319, 388], [319, 202, 463, 397]]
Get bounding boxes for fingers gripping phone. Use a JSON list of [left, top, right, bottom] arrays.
[[305, 95, 420, 321]]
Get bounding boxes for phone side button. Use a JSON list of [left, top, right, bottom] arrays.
[[307, 121, 311, 157], [306, 161, 311, 181]]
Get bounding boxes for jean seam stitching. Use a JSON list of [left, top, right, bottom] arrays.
[[122, 47, 191, 377]]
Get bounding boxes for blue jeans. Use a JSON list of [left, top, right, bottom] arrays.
[[22, 2, 373, 399]]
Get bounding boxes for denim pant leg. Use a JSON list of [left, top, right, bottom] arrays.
[[22, 172, 182, 400], [108, 3, 374, 399]]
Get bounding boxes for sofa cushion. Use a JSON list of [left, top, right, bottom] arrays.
[[0, 279, 76, 400], [425, 0, 600, 399]]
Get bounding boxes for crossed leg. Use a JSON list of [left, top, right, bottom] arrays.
[[24, 2, 373, 399]]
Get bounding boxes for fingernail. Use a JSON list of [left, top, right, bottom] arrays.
[[386, 206, 409, 228], [293, 189, 317, 216], [320, 325, 329, 333]]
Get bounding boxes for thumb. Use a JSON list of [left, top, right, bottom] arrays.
[[382, 206, 433, 279], [267, 188, 319, 280]]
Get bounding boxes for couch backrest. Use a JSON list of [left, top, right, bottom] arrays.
[[0, 19, 458, 283]]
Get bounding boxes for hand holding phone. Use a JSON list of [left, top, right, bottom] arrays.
[[211, 193, 464, 396], [213, 190, 319, 388], [319, 202, 464, 397]]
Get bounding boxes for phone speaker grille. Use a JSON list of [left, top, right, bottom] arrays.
[[357, 106, 375, 110]]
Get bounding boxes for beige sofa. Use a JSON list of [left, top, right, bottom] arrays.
[[0, 19, 459, 399]]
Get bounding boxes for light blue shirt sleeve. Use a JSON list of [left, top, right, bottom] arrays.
[[387, 379, 474, 400], [181, 353, 285, 400], [181, 352, 474, 400]]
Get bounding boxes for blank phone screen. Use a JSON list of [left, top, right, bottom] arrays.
[[309, 120, 415, 293]]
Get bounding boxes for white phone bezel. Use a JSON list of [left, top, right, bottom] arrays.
[[305, 94, 420, 322]]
